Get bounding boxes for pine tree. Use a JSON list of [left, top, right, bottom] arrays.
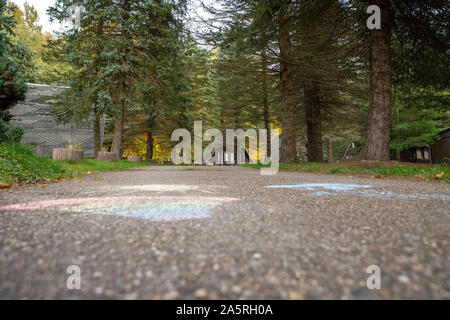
[[0, 0, 26, 143], [359, 0, 448, 160], [49, 0, 186, 159], [292, 0, 364, 162], [0, 0, 26, 111]]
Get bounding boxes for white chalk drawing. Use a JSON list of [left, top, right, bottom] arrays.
[[71, 184, 226, 196], [117, 184, 200, 193]]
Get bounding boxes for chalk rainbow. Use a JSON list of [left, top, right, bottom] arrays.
[[0, 196, 240, 222]]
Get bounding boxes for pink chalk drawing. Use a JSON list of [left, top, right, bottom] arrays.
[[0, 196, 240, 222]]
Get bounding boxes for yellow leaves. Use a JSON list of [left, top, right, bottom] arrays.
[[123, 135, 172, 162]]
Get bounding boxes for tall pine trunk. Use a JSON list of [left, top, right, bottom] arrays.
[[261, 48, 271, 156], [111, 88, 125, 159], [278, 7, 297, 162], [305, 82, 323, 162], [145, 131, 153, 161], [110, 111, 123, 159], [327, 136, 333, 163], [93, 104, 100, 158], [110, 2, 130, 161], [93, 15, 104, 159], [365, 0, 392, 161]]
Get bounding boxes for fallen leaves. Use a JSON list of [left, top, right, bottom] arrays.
[[411, 265, 423, 271], [289, 291, 305, 300], [434, 171, 444, 179]]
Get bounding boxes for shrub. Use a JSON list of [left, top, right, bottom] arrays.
[[0, 110, 23, 143]]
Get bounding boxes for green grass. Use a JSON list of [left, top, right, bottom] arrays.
[[0, 143, 69, 183], [241, 162, 450, 181], [2, 142, 448, 184], [0, 143, 163, 184], [55, 158, 159, 176]]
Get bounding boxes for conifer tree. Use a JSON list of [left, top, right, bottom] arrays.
[[49, 0, 185, 158]]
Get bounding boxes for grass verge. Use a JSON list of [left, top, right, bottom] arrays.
[[241, 162, 450, 181], [55, 158, 158, 177], [0, 143, 160, 184], [0, 143, 68, 183]]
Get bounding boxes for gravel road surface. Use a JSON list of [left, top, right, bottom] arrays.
[[0, 166, 449, 299]]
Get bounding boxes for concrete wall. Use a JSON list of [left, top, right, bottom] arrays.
[[9, 83, 94, 157]]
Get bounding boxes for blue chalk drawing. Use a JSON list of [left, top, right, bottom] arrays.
[[75, 200, 219, 221], [266, 183, 372, 191], [265, 183, 450, 201]]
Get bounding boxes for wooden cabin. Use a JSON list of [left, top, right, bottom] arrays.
[[398, 128, 450, 164]]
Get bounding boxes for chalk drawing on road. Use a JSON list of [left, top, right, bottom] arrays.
[[106, 184, 202, 196], [119, 184, 199, 192], [75, 184, 226, 196], [265, 183, 450, 201], [0, 196, 240, 222]]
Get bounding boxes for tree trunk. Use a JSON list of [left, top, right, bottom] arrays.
[[261, 48, 271, 156], [278, 7, 297, 162], [145, 131, 154, 161], [111, 91, 125, 160], [128, 155, 142, 163], [305, 82, 323, 162], [327, 136, 333, 163], [93, 13, 104, 159], [110, 113, 123, 160], [93, 105, 100, 158], [365, 0, 392, 161], [52, 148, 83, 161], [97, 151, 118, 162]]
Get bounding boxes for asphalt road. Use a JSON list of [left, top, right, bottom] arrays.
[[0, 166, 449, 299]]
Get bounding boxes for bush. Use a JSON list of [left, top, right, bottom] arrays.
[[0, 110, 23, 143]]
